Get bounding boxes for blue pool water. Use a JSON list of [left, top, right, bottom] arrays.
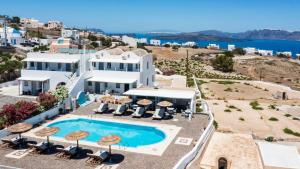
[[48, 118, 166, 147], [77, 92, 90, 107]]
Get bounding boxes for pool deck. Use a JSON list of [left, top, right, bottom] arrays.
[[0, 102, 209, 169]]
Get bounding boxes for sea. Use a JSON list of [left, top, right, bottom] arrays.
[[134, 34, 300, 59]]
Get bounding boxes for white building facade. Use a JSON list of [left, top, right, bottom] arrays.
[[61, 29, 80, 40], [121, 35, 137, 47], [0, 27, 24, 46], [47, 21, 63, 30], [228, 44, 235, 51], [19, 48, 155, 96]]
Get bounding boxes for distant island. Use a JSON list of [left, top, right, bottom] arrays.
[[150, 29, 300, 41]]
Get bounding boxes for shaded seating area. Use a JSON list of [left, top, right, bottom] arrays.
[[113, 104, 127, 115], [132, 99, 152, 118], [153, 101, 173, 120], [29, 127, 59, 154], [93, 102, 109, 114]]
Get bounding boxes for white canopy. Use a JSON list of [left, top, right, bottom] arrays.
[[257, 141, 300, 169], [23, 57, 79, 63], [18, 76, 49, 81], [124, 88, 195, 100], [87, 76, 137, 84], [89, 57, 140, 64]]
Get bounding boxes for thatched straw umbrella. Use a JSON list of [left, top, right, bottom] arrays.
[[65, 131, 89, 149], [35, 127, 59, 145], [137, 99, 153, 106], [7, 123, 33, 138], [118, 97, 133, 105], [97, 135, 121, 155], [100, 95, 115, 103], [157, 101, 173, 107]]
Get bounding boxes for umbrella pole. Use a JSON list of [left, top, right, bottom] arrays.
[[77, 140, 79, 149], [18, 133, 22, 139], [109, 145, 112, 163]]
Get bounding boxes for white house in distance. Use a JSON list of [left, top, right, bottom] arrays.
[[20, 18, 44, 28], [277, 51, 292, 57], [61, 28, 80, 40], [0, 27, 24, 46], [228, 44, 235, 51], [244, 47, 257, 54], [207, 44, 220, 50], [150, 39, 161, 46], [121, 35, 137, 47], [47, 21, 63, 30], [18, 52, 82, 96], [182, 41, 196, 47], [137, 38, 148, 44], [257, 49, 273, 56]]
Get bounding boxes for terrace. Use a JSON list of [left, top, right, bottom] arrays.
[[0, 101, 209, 169]]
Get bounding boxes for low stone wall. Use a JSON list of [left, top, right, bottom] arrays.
[[0, 105, 61, 139]]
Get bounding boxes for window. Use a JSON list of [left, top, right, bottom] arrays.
[[146, 78, 149, 86], [30, 62, 34, 67], [135, 64, 139, 70], [58, 63, 61, 70], [92, 62, 96, 68], [66, 63, 71, 71], [99, 62, 104, 70], [45, 62, 48, 69], [104, 83, 108, 88], [23, 62, 27, 69], [133, 82, 137, 88], [152, 75, 154, 82], [88, 81, 92, 86], [116, 83, 120, 88], [147, 62, 149, 69], [107, 62, 111, 69], [127, 64, 133, 71], [24, 81, 28, 86], [120, 63, 124, 70]]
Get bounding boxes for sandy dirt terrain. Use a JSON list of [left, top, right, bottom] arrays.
[[201, 79, 300, 141]]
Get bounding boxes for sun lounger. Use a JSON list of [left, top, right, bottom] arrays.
[[56, 145, 77, 158], [93, 103, 108, 113], [29, 141, 53, 153], [113, 104, 127, 115], [86, 150, 109, 166], [132, 106, 145, 118], [1, 137, 27, 148], [152, 108, 165, 120]]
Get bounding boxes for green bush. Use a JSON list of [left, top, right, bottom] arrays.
[[239, 117, 245, 121], [268, 104, 277, 109], [283, 128, 300, 137], [224, 109, 231, 112], [292, 117, 299, 120], [211, 52, 234, 72], [213, 120, 218, 129], [250, 101, 263, 110], [224, 87, 233, 92], [269, 117, 279, 121], [265, 136, 274, 142], [284, 114, 292, 117]]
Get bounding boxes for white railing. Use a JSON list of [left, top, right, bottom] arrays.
[[172, 76, 215, 169]]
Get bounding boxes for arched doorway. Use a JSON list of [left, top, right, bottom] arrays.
[[56, 82, 66, 89], [218, 157, 228, 169]]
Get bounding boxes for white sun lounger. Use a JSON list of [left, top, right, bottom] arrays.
[[152, 108, 165, 119], [132, 106, 145, 118], [93, 103, 108, 113], [113, 104, 127, 115]]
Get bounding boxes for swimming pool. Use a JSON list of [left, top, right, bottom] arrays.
[[47, 118, 166, 147], [77, 92, 92, 107]]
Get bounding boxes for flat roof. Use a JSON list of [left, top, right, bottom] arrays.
[[23, 57, 79, 63], [257, 141, 300, 169], [89, 57, 140, 64], [87, 76, 137, 84], [124, 88, 195, 99], [18, 76, 49, 81]]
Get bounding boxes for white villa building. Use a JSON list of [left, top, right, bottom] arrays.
[[228, 44, 235, 51], [182, 41, 196, 47], [61, 29, 80, 40], [18, 48, 197, 113], [121, 36, 137, 47], [18, 48, 154, 96]]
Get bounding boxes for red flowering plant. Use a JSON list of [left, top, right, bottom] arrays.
[[0, 104, 17, 125], [37, 92, 58, 111], [15, 101, 39, 118]]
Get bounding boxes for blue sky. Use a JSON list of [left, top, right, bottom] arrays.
[[1, 0, 299, 33]]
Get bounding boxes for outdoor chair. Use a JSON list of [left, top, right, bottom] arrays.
[[93, 103, 109, 114], [56, 145, 78, 159], [152, 108, 165, 120], [113, 104, 127, 115], [132, 106, 145, 118], [86, 150, 109, 166]]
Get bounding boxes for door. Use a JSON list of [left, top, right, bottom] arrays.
[[31, 81, 36, 96], [124, 84, 129, 92], [95, 82, 100, 94], [37, 62, 42, 70]]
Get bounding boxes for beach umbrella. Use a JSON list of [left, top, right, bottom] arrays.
[[97, 135, 121, 155], [157, 101, 173, 107], [100, 95, 115, 103], [137, 99, 153, 106], [65, 131, 89, 149], [118, 97, 133, 105], [7, 123, 33, 138], [35, 127, 59, 145]]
